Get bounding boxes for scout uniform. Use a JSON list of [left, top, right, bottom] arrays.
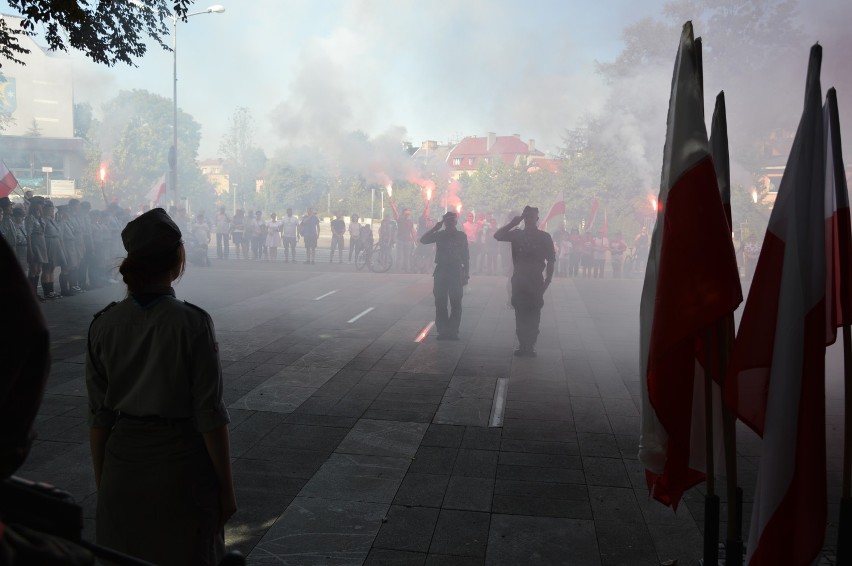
[[86, 209, 230, 565], [420, 211, 469, 340]]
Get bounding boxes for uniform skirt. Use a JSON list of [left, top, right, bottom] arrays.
[[45, 236, 66, 268], [29, 233, 47, 264], [62, 237, 79, 268], [97, 418, 224, 566]]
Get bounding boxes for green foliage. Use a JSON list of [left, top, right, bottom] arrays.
[[24, 118, 41, 137], [73, 102, 93, 139], [85, 89, 213, 210], [1, 0, 194, 68]]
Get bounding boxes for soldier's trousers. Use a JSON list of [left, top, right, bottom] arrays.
[[511, 274, 545, 349], [433, 272, 463, 337]]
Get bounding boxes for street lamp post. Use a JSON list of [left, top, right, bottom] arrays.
[[171, 5, 225, 205]]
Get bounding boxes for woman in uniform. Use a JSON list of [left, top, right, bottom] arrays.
[[57, 205, 79, 297], [25, 197, 47, 299], [86, 208, 236, 566]]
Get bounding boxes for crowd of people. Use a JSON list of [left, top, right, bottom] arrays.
[[0, 192, 133, 300]]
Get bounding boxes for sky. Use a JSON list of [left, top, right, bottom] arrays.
[[64, 0, 673, 159]]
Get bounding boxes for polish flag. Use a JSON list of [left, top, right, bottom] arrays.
[[539, 192, 565, 229], [710, 91, 732, 230], [725, 45, 827, 565], [638, 22, 742, 509], [0, 161, 19, 198], [825, 87, 852, 340], [145, 175, 166, 207]]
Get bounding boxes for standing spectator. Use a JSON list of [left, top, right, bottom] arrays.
[[41, 201, 64, 299], [379, 213, 397, 265], [192, 213, 212, 266], [0, 197, 13, 243], [281, 208, 300, 263], [231, 209, 246, 260], [329, 212, 345, 264], [300, 208, 320, 264], [494, 206, 556, 357], [214, 207, 231, 260], [396, 208, 416, 272], [551, 221, 569, 278], [592, 230, 609, 278], [67, 199, 86, 292], [482, 216, 499, 275], [348, 213, 361, 263], [57, 205, 79, 297], [250, 210, 266, 260], [580, 231, 594, 277], [567, 228, 581, 277], [245, 211, 258, 260], [609, 231, 628, 278], [266, 212, 283, 262], [463, 212, 481, 275], [419, 211, 469, 340], [2, 205, 28, 272], [86, 209, 236, 566], [25, 198, 48, 299], [79, 202, 95, 290]]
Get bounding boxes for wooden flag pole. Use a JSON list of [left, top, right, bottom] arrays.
[[704, 329, 720, 566], [718, 318, 743, 566]]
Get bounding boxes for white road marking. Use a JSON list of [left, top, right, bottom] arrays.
[[489, 377, 510, 427], [414, 321, 435, 342], [347, 307, 375, 323], [313, 289, 339, 301]]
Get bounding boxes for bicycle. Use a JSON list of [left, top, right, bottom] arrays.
[[411, 244, 433, 274], [355, 241, 393, 273]]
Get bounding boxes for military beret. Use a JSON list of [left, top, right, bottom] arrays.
[[12, 207, 25, 217], [443, 211, 457, 220], [121, 208, 182, 257], [522, 205, 539, 216], [30, 196, 45, 205]]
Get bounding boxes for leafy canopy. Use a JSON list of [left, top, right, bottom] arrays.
[[0, 0, 193, 68]]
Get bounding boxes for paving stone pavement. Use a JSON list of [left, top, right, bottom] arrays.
[[19, 259, 846, 565]]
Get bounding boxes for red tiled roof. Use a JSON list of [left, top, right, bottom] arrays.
[[527, 158, 561, 173], [446, 135, 544, 170]]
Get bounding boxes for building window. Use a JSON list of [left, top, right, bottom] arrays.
[[453, 157, 462, 166], [468, 157, 474, 165]]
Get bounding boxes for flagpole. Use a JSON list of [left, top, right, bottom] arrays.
[[718, 318, 743, 566], [704, 330, 720, 566], [837, 324, 852, 565]]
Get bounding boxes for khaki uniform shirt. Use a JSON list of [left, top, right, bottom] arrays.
[[86, 286, 229, 432]]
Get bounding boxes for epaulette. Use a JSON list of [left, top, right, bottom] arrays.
[[183, 300, 207, 314], [92, 302, 117, 320]]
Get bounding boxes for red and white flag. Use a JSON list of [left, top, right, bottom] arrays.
[[0, 161, 19, 198], [145, 175, 166, 207], [825, 87, 852, 340], [725, 45, 827, 566], [638, 22, 742, 509], [539, 192, 565, 229]]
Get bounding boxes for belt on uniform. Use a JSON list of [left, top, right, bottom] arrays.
[[116, 412, 192, 425]]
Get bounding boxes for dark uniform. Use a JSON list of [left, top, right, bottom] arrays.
[[420, 213, 469, 340], [495, 207, 555, 354], [86, 209, 231, 565]]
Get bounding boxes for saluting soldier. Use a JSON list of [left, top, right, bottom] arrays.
[[419, 211, 470, 340], [494, 205, 556, 357]]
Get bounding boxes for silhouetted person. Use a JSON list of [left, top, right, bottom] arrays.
[[87, 209, 236, 565], [420, 211, 469, 340], [494, 206, 555, 356]]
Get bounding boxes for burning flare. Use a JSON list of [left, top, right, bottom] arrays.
[[426, 188, 432, 201], [455, 203, 462, 214], [386, 184, 393, 198]]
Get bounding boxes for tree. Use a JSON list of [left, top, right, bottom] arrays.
[[0, 0, 194, 68], [24, 118, 40, 136], [218, 107, 266, 209], [0, 71, 14, 132], [73, 102, 93, 139], [84, 89, 213, 209]]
